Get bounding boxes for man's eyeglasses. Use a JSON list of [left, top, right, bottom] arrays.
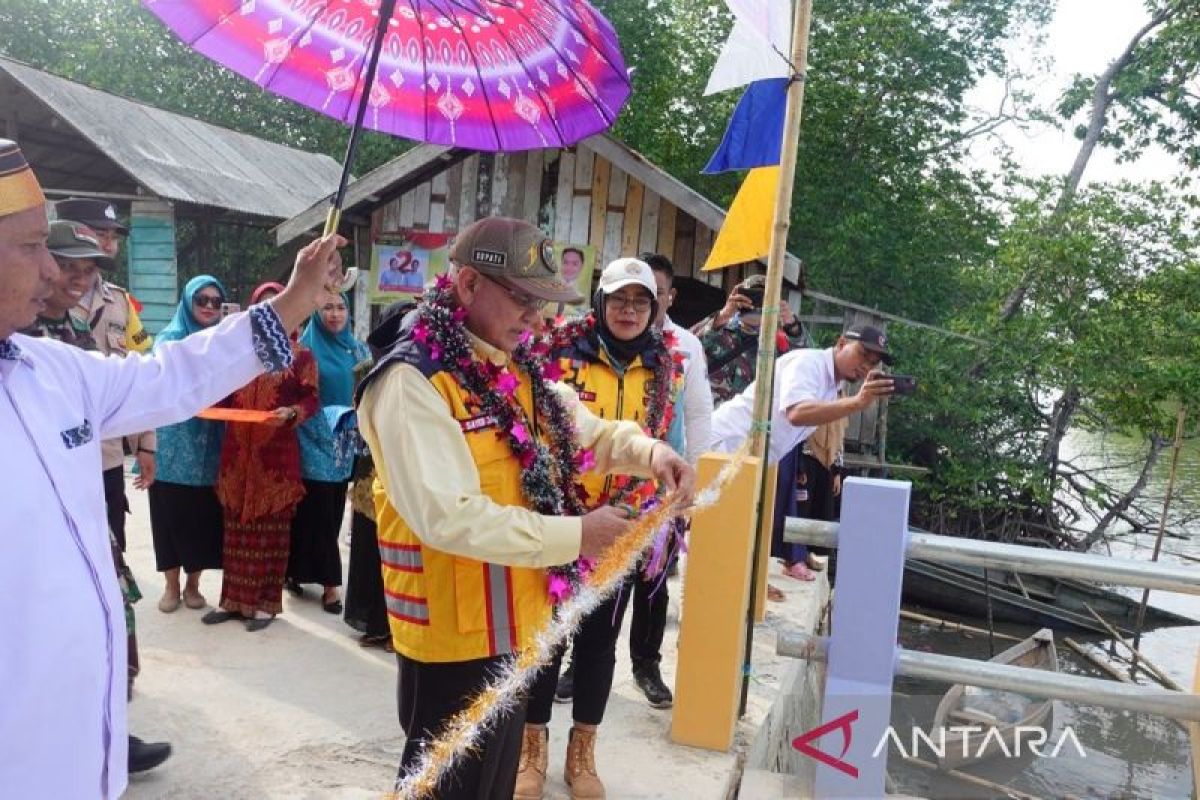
[[193, 295, 223, 309], [483, 275, 546, 312], [605, 294, 652, 313]]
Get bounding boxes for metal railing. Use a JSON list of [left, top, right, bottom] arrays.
[[784, 518, 1199, 594], [778, 630, 1200, 722], [781, 516, 1200, 719]]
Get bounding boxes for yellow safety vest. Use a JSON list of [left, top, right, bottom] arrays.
[[367, 342, 553, 664], [557, 343, 664, 507]]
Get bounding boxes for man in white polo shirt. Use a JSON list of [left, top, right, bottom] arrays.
[[711, 325, 895, 462]]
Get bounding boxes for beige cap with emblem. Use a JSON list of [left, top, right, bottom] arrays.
[[449, 216, 583, 304]]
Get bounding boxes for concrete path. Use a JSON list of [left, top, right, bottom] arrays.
[[119, 474, 824, 799]]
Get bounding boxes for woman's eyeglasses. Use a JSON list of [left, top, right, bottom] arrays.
[[604, 294, 652, 313], [193, 295, 223, 309]]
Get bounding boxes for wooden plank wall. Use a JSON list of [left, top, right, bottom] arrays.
[[369, 144, 724, 294]]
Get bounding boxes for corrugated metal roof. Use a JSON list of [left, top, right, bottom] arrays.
[[0, 56, 345, 220]]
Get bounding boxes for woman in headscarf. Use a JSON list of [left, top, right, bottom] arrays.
[[287, 289, 371, 613], [149, 275, 228, 612], [203, 283, 320, 632], [516, 258, 684, 800]]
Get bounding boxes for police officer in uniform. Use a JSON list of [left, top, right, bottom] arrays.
[[54, 198, 156, 550]]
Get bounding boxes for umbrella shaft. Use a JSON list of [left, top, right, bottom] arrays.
[[329, 0, 399, 224]]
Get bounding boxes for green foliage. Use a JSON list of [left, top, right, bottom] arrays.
[[1057, 1, 1200, 168]]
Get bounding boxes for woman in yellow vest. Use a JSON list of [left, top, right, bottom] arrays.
[[516, 258, 684, 800]]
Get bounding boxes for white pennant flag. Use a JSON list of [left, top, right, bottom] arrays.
[[704, 0, 792, 96]]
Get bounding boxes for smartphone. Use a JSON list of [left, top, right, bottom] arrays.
[[891, 375, 918, 396], [741, 287, 765, 309], [220, 302, 241, 319]]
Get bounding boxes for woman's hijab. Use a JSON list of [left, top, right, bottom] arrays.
[[590, 286, 659, 365], [299, 293, 366, 407], [154, 275, 227, 349]]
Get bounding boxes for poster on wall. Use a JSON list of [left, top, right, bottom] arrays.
[[553, 242, 596, 311], [369, 230, 453, 303]]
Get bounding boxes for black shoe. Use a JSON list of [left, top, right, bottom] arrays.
[[201, 609, 241, 625], [128, 735, 172, 774], [632, 662, 673, 709], [285, 578, 305, 598], [554, 662, 575, 703]]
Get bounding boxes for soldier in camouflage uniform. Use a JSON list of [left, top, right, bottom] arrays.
[[691, 274, 805, 403], [55, 198, 156, 552]]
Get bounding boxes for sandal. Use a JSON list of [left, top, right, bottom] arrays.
[[783, 563, 817, 582], [322, 599, 343, 615], [245, 616, 276, 632], [201, 609, 241, 625], [158, 591, 181, 613]]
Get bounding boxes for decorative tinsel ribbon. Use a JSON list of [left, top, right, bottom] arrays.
[[386, 446, 753, 800]]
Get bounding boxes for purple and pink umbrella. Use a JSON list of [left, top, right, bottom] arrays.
[[143, 0, 632, 256], [143, 0, 631, 152]]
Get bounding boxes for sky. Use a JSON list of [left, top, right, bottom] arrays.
[[963, 0, 1182, 185]]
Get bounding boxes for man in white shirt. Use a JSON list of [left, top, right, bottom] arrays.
[[711, 325, 895, 462], [710, 325, 895, 580], [0, 137, 345, 799]]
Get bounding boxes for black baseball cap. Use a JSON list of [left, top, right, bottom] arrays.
[[53, 198, 128, 234], [844, 325, 894, 365]]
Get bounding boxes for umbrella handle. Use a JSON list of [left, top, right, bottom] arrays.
[[322, 206, 359, 293]]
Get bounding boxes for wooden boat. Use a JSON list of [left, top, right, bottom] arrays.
[[902, 559, 1199, 635], [930, 629, 1058, 771]]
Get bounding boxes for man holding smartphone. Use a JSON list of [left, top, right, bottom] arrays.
[[711, 324, 896, 463]]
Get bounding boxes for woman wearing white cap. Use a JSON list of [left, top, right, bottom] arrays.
[[515, 258, 684, 800]]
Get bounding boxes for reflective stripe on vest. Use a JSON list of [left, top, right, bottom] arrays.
[[385, 588, 430, 625], [483, 563, 517, 656], [379, 541, 424, 573]]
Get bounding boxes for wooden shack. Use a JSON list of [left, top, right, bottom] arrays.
[[277, 135, 803, 322], [276, 136, 917, 471], [1, 55, 343, 332]]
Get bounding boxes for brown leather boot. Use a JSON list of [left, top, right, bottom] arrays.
[[513, 725, 548, 800], [564, 726, 605, 799]]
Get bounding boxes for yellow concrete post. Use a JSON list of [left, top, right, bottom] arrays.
[[671, 451, 760, 751], [753, 464, 778, 622]]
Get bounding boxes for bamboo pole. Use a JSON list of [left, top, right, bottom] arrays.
[[1083, 603, 1183, 692], [740, 0, 816, 715], [899, 755, 1043, 800], [1131, 406, 1188, 665], [1062, 637, 1133, 684], [900, 609, 1022, 643]]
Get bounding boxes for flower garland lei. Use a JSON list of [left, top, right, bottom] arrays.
[[543, 313, 686, 588], [410, 277, 593, 599]]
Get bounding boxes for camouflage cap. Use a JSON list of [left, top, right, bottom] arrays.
[[47, 220, 116, 271], [449, 216, 583, 304]]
